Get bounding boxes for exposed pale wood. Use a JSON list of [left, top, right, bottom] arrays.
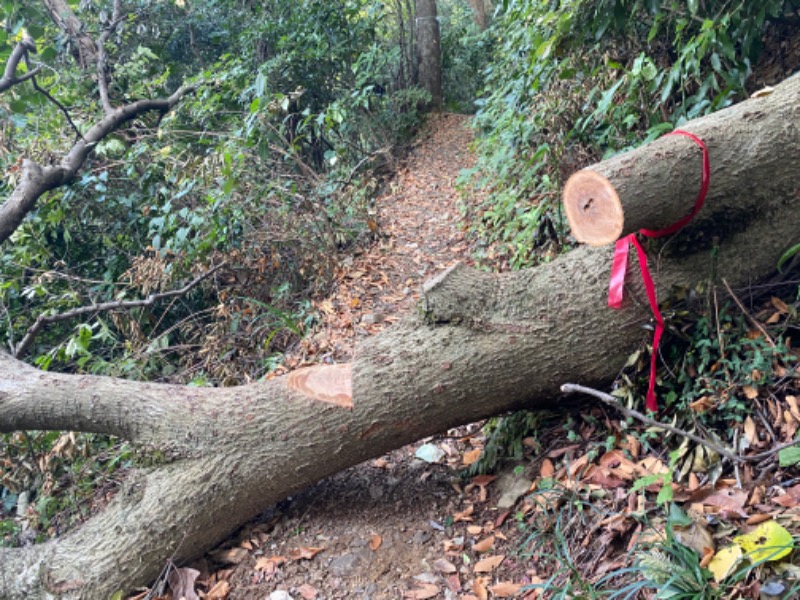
[[287, 364, 354, 408], [562, 170, 623, 246]]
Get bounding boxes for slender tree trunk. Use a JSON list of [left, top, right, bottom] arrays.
[[41, 0, 97, 68], [468, 0, 488, 30], [0, 72, 798, 600], [415, 0, 442, 108]]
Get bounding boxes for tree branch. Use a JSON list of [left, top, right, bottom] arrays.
[[0, 39, 41, 93], [96, 0, 124, 114], [561, 383, 800, 464], [0, 82, 199, 245], [13, 262, 225, 358]]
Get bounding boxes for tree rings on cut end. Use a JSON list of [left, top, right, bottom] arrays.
[[562, 170, 623, 246], [287, 363, 353, 409]]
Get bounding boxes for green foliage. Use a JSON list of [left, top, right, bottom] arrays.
[[466, 411, 541, 475], [439, 2, 492, 112], [1, 432, 132, 546], [464, 0, 798, 269]]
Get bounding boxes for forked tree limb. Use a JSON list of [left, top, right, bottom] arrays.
[[563, 80, 800, 246], [0, 83, 198, 245], [12, 262, 226, 358], [0, 73, 798, 599]]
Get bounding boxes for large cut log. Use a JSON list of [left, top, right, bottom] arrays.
[[0, 73, 799, 598], [563, 79, 800, 245]]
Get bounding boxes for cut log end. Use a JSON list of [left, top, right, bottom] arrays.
[[287, 364, 353, 409], [562, 170, 624, 246]]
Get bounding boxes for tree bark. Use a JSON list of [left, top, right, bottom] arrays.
[[563, 83, 800, 246], [42, 0, 97, 69], [1, 73, 799, 599], [468, 0, 488, 30], [415, 0, 443, 108]]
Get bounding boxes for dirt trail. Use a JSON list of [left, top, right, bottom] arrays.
[[216, 114, 535, 599], [294, 112, 476, 364]]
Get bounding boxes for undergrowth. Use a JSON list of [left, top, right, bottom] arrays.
[[462, 0, 800, 270]]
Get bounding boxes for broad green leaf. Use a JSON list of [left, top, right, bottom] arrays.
[[778, 446, 800, 467]]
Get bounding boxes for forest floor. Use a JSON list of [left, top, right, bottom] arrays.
[[185, 110, 800, 600], [209, 114, 561, 599]]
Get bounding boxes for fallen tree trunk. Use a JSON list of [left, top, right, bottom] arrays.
[[563, 79, 800, 246], [0, 73, 799, 598]]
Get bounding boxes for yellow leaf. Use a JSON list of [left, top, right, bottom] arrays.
[[734, 520, 794, 563], [708, 545, 742, 582]]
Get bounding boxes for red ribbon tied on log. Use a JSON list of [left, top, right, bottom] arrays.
[[608, 130, 710, 412]]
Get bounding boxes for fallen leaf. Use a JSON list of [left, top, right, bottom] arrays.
[[211, 547, 249, 565], [167, 567, 200, 600], [540, 458, 554, 478], [467, 525, 483, 535], [489, 582, 524, 597], [472, 576, 489, 600], [297, 583, 319, 599], [472, 535, 495, 553], [734, 520, 794, 562], [404, 583, 439, 599], [433, 557, 457, 573], [744, 416, 758, 446], [370, 534, 382, 551], [288, 546, 325, 561], [743, 385, 759, 400], [462, 448, 482, 466], [454, 504, 474, 523], [254, 556, 285, 573], [473, 554, 504, 573], [708, 544, 742, 582], [206, 580, 229, 600]]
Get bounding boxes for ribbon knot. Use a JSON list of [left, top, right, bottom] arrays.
[[608, 130, 710, 412]]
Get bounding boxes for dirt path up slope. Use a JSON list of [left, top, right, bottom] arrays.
[[294, 112, 476, 364]]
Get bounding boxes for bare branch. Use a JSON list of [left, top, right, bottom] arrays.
[[23, 55, 85, 140], [561, 383, 800, 464], [0, 82, 199, 245], [96, 0, 124, 114], [0, 40, 41, 93], [13, 262, 226, 358]]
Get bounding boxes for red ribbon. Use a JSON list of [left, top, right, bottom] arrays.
[[608, 130, 710, 412]]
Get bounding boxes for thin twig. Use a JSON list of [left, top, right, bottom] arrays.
[[24, 54, 84, 140], [560, 383, 800, 464], [13, 263, 226, 358], [722, 278, 777, 348]]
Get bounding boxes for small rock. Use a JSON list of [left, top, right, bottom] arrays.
[[497, 470, 533, 509], [269, 591, 294, 600], [411, 530, 431, 545], [360, 313, 384, 326], [329, 551, 369, 577]]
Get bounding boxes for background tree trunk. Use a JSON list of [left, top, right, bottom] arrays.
[[468, 0, 488, 30], [0, 72, 798, 599], [415, 0, 442, 108]]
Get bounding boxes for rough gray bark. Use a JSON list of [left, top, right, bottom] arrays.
[[415, 0, 442, 108], [42, 0, 98, 68], [0, 74, 799, 600]]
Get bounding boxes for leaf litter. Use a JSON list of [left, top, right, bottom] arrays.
[[140, 112, 800, 598]]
